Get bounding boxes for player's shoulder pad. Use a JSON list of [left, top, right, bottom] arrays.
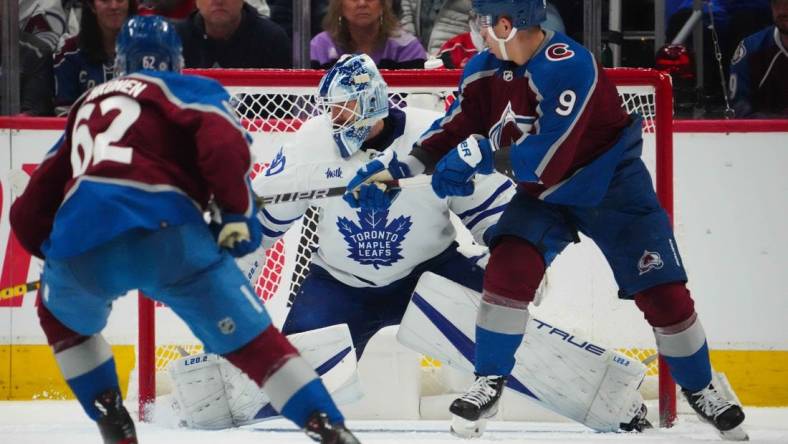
[[291, 114, 342, 161], [403, 106, 442, 134], [458, 50, 501, 91], [129, 71, 238, 121], [529, 31, 596, 93]]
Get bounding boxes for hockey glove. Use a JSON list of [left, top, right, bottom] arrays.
[[211, 210, 264, 258], [431, 135, 494, 198], [343, 151, 423, 210]]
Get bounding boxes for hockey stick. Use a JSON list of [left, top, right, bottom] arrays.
[[0, 280, 41, 300], [1, 178, 432, 297], [256, 175, 432, 205]]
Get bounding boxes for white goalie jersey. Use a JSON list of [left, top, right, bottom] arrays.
[[252, 107, 515, 288]]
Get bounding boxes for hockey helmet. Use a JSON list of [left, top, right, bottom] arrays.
[[115, 15, 184, 76], [472, 0, 547, 30], [317, 54, 389, 158]]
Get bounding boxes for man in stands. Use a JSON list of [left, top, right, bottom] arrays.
[[729, 0, 788, 117], [175, 0, 290, 68]]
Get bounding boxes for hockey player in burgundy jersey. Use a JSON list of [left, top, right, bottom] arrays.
[[346, 0, 746, 440], [9, 16, 358, 444]]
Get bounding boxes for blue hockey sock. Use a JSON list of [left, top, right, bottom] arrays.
[[474, 298, 529, 376], [54, 335, 119, 420], [280, 379, 344, 427], [655, 316, 712, 392]]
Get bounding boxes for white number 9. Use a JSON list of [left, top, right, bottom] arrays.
[[556, 90, 576, 116]]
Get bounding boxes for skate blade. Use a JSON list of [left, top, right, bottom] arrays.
[[450, 415, 487, 439], [719, 426, 749, 441]]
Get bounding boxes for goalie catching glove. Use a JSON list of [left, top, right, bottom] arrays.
[[343, 150, 424, 210]]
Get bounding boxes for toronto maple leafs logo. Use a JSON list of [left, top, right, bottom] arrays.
[[337, 209, 412, 269]]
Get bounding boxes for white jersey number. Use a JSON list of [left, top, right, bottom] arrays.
[[71, 96, 140, 177], [555, 90, 577, 116]]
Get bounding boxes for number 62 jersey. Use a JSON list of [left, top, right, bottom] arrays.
[[11, 71, 257, 260]]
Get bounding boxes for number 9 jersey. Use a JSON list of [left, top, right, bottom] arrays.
[[10, 71, 257, 260], [412, 29, 641, 207]]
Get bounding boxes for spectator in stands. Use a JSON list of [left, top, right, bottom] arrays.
[[0, 18, 54, 116], [432, 4, 565, 69], [139, 0, 268, 19], [729, 0, 788, 117], [175, 0, 290, 68], [399, 0, 471, 55], [311, 0, 426, 69], [53, 0, 138, 114]]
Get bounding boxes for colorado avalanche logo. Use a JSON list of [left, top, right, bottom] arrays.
[[545, 43, 575, 61], [337, 209, 412, 269], [489, 102, 535, 150], [638, 250, 664, 275]]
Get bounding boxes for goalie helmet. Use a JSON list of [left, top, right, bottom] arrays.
[[115, 15, 184, 76], [317, 54, 389, 158], [472, 0, 547, 29]]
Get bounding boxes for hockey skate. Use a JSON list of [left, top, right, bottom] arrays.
[[619, 403, 652, 432], [449, 374, 505, 438], [94, 389, 137, 444], [303, 411, 361, 444], [683, 384, 748, 441]]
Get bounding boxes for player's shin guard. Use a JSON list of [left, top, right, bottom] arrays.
[[476, 237, 542, 376], [475, 293, 530, 376], [38, 302, 121, 420], [223, 325, 343, 428], [635, 283, 711, 391]]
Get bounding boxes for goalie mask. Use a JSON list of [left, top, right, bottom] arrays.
[[115, 15, 184, 76], [317, 54, 389, 158]]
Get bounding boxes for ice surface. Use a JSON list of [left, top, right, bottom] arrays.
[[2, 401, 787, 443]]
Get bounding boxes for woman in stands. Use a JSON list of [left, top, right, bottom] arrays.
[[311, 0, 427, 69], [53, 0, 138, 114]]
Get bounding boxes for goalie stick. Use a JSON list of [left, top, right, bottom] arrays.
[[256, 175, 432, 205]]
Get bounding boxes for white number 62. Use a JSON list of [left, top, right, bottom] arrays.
[[555, 90, 576, 116]]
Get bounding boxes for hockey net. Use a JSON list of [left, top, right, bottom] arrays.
[[136, 68, 676, 425]]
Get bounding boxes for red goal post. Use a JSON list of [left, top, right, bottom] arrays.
[[137, 68, 676, 426]]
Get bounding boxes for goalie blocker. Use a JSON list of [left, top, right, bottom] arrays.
[[397, 272, 650, 433]]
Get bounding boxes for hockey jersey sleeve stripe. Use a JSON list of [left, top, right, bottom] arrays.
[[464, 204, 508, 231], [455, 180, 513, 219], [262, 208, 302, 226], [532, 62, 599, 179]]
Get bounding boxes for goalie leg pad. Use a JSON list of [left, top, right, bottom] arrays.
[[398, 272, 648, 432]]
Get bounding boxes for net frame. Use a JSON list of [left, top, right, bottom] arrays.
[[136, 68, 676, 426]]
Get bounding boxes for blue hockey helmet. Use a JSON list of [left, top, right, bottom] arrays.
[[115, 15, 184, 76], [317, 54, 389, 159], [472, 0, 547, 29]]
